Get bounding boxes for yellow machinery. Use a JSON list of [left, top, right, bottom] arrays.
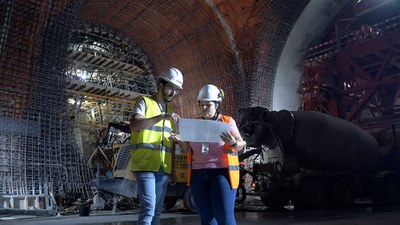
[[90, 122, 197, 212]]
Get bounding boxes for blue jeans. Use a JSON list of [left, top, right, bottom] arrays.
[[134, 167, 169, 225], [190, 168, 237, 225]]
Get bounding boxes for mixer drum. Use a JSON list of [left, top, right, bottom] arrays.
[[282, 111, 379, 174]]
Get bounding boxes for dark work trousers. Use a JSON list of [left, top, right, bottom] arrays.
[[190, 168, 237, 225]]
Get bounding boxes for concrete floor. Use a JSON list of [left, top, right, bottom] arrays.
[[3, 205, 400, 225], [3, 198, 400, 225]]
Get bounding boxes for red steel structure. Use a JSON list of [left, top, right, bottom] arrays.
[[301, 0, 400, 128]]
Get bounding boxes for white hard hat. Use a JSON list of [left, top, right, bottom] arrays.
[[159, 67, 184, 90], [197, 84, 224, 102]]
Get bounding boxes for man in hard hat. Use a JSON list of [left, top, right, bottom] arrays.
[[129, 67, 183, 225]]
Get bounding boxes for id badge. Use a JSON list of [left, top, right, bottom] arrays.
[[201, 143, 209, 154]]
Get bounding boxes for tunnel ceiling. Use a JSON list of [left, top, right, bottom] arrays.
[[0, 0, 355, 208], [76, 0, 313, 118]]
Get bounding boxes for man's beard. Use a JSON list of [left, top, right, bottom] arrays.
[[164, 96, 172, 102], [163, 90, 174, 102]]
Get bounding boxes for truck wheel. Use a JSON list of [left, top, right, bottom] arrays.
[[326, 179, 355, 207], [292, 179, 325, 209], [183, 188, 197, 213], [164, 198, 178, 210], [235, 184, 246, 203], [384, 176, 400, 205]]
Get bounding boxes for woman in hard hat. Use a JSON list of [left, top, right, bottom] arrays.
[[186, 84, 246, 225]]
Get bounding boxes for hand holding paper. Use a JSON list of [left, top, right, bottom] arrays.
[[179, 118, 231, 142]]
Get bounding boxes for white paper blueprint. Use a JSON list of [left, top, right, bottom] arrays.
[[179, 118, 231, 142]]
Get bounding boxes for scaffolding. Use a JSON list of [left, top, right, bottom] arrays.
[[302, 5, 400, 128], [66, 22, 156, 127], [0, 0, 91, 210], [65, 22, 156, 173]]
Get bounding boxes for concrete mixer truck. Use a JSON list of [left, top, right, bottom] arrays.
[[238, 107, 400, 209]]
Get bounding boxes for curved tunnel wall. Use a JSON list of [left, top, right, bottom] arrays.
[[273, 0, 351, 111]]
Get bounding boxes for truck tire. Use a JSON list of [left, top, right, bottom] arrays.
[[292, 178, 325, 209], [183, 188, 197, 213], [326, 179, 355, 207]]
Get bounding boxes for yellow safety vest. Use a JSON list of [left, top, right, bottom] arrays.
[[130, 96, 174, 174], [186, 115, 240, 189]]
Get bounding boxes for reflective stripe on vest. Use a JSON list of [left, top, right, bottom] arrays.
[[131, 143, 173, 153], [146, 125, 172, 133], [186, 115, 240, 189], [130, 96, 174, 173]]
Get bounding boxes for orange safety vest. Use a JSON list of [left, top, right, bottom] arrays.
[[186, 115, 240, 189]]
